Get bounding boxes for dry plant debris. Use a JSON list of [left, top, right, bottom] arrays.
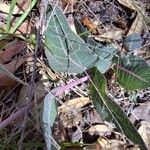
[[0, 0, 150, 150]]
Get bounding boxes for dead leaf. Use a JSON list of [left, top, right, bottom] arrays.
[[127, 15, 143, 36], [58, 97, 91, 128], [88, 124, 113, 136], [92, 28, 124, 42], [117, 0, 137, 11], [0, 0, 31, 14], [117, 0, 144, 35], [138, 121, 150, 149], [97, 137, 139, 150], [129, 102, 150, 124], [16, 0, 31, 11], [16, 21, 33, 34], [0, 41, 27, 64], [59, 97, 91, 112], [0, 2, 21, 14], [82, 17, 97, 33], [16, 82, 46, 109], [0, 40, 28, 88], [0, 58, 26, 88]]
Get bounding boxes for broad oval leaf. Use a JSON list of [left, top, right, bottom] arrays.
[[89, 67, 147, 150], [113, 54, 150, 90], [45, 6, 98, 73]]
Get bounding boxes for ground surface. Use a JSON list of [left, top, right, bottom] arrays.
[[0, 0, 150, 150]]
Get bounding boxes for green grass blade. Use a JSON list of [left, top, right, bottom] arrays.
[[10, 0, 38, 33], [6, 0, 17, 32]]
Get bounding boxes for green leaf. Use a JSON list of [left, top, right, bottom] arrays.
[[42, 93, 58, 150], [45, 6, 97, 73], [89, 67, 147, 150], [6, 0, 17, 32], [42, 93, 57, 126], [87, 38, 117, 73], [113, 54, 150, 90], [10, 0, 38, 33], [74, 18, 89, 41], [123, 33, 142, 51], [74, 20, 117, 73]]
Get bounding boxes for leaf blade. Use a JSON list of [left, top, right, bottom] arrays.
[[42, 93, 58, 150], [113, 54, 150, 90], [45, 6, 98, 73], [89, 67, 147, 150]]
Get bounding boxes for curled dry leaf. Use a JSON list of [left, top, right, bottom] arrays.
[[0, 3, 20, 14], [58, 97, 91, 128], [59, 97, 91, 112]]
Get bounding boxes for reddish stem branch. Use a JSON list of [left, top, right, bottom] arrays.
[[0, 75, 89, 129]]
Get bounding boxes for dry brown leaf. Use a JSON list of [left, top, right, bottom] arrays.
[[0, 41, 27, 64], [98, 137, 126, 150], [0, 3, 21, 14], [88, 124, 113, 136], [0, 58, 26, 88], [117, 0, 136, 11], [82, 17, 97, 33], [58, 97, 91, 128], [92, 28, 124, 42], [0, 0, 31, 14], [117, 0, 144, 35], [16, 21, 33, 34], [17, 0, 31, 11], [16, 82, 46, 109], [127, 15, 143, 36], [98, 138, 139, 150], [0, 40, 27, 88], [59, 97, 91, 112], [138, 121, 150, 149], [129, 102, 150, 124]]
